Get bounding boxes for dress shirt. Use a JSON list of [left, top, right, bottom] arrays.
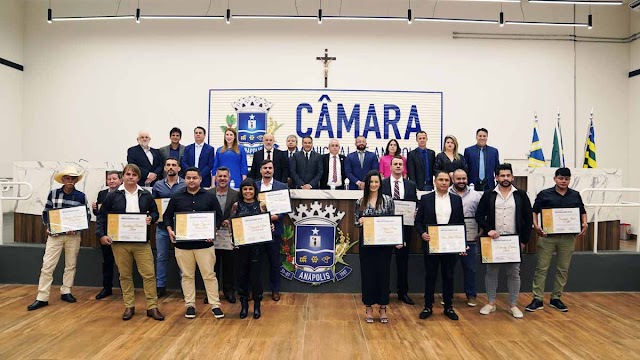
[[119, 184, 141, 213], [142, 146, 154, 166], [435, 191, 452, 225], [304, 151, 312, 160], [194, 142, 204, 168], [328, 154, 343, 186], [358, 151, 365, 167], [391, 176, 405, 199], [494, 185, 517, 234], [260, 178, 274, 192], [288, 150, 296, 159], [449, 186, 482, 217], [216, 188, 229, 210], [265, 149, 273, 160], [169, 146, 180, 161], [152, 177, 186, 198]]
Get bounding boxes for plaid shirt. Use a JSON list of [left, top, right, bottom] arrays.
[[42, 187, 90, 226]]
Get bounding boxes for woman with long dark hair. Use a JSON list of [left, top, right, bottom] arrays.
[[378, 139, 407, 179]]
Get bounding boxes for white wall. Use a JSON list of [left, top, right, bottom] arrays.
[[626, 11, 640, 233]]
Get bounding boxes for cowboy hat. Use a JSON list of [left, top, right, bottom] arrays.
[[54, 165, 84, 184]]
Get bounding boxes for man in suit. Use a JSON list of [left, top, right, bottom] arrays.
[[345, 136, 379, 190], [290, 136, 323, 189], [127, 131, 163, 186], [255, 159, 288, 301], [249, 134, 289, 183], [415, 170, 465, 321], [321, 139, 347, 189], [407, 131, 436, 191], [159, 127, 185, 178], [381, 155, 418, 305], [181, 126, 215, 187], [210, 166, 240, 303], [285, 134, 298, 160], [464, 128, 500, 191]]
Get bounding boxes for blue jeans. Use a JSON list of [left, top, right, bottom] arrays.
[[458, 242, 477, 298], [155, 227, 170, 288]]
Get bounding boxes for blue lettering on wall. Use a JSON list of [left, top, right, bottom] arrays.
[[337, 104, 360, 138], [315, 103, 334, 138], [405, 105, 421, 139], [363, 104, 381, 139], [384, 104, 401, 139], [296, 103, 313, 137]]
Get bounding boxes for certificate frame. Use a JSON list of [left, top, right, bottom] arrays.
[[174, 211, 217, 241], [427, 224, 467, 254], [393, 200, 416, 226], [540, 208, 582, 235], [362, 215, 404, 246], [258, 188, 293, 215], [155, 198, 171, 219], [464, 217, 480, 242], [231, 213, 273, 246], [214, 227, 234, 250], [47, 206, 89, 235], [480, 235, 522, 264], [107, 213, 148, 243]]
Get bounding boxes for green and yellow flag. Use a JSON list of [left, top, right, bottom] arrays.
[[583, 118, 596, 168]]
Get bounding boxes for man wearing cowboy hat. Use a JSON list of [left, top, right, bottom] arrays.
[[28, 165, 91, 311]]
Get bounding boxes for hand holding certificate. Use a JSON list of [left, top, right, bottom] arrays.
[[174, 212, 216, 241], [48, 206, 89, 235], [155, 198, 171, 219], [480, 235, 521, 263], [541, 208, 581, 234], [258, 189, 292, 215], [393, 200, 416, 226], [231, 213, 273, 246], [464, 217, 479, 242], [107, 214, 148, 242], [427, 225, 466, 254], [362, 216, 403, 246]]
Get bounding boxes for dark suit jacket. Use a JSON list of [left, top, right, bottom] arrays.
[[249, 148, 289, 183], [256, 179, 288, 236], [344, 151, 379, 190], [159, 144, 185, 177], [475, 188, 533, 244], [463, 145, 500, 190], [381, 177, 418, 245], [320, 153, 347, 189], [290, 151, 323, 189], [96, 188, 159, 239], [406, 147, 436, 191], [92, 189, 110, 216], [127, 145, 163, 186], [181, 143, 215, 187], [415, 192, 465, 252], [208, 187, 239, 221]]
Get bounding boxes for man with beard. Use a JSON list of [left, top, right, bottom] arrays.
[[290, 136, 323, 189], [345, 136, 379, 190], [127, 131, 163, 186], [407, 131, 436, 191], [475, 163, 532, 318], [449, 168, 483, 307]]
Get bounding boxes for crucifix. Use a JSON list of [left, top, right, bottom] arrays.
[[316, 48, 336, 88]]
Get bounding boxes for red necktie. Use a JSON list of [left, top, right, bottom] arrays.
[[394, 180, 400, 199], [267, 150, 271, 161], [332, 156, 338, 183]]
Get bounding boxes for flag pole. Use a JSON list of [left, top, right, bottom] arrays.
[[557, 109, 566, 167]]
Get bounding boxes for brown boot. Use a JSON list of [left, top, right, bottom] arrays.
[[146, 308, 165, 321], [122, 307, 135, 321]]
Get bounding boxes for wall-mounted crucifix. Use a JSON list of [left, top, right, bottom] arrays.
[[316, 48, 336, 88]]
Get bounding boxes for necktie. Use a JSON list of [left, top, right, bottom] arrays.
[[306, 152, 310, 161], [394, 180, 400, 199], [332, 156, 338, 183], [267, 150, 271, 161], [359, 152, 364, 168], [423, 150, 430, 184], [289, 152, 293, 159], [479, 147, 485, 181]]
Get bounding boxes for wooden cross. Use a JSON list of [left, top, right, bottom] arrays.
[[316, 48, 336, 88]]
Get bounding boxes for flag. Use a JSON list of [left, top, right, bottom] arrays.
[[528, 119, 545, 168], [583, 118, 597, 168], [550, 119, 565, 167]]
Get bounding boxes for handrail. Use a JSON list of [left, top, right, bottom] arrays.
[[0, 179, 12, 192], [580, 188, 640, 253], [0, 181, 33, 245]]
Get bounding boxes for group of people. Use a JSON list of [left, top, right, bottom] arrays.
[[26, 126, 587, 325]]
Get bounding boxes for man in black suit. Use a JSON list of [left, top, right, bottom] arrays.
[[407, 131, 436, 191], [381, 156, 418, 305], [290, 136, 323, 189], [415, 170, 465, 321], [248, 134, 289, 183], [320, 139, 346, 189], [126, 131, 163, 186]]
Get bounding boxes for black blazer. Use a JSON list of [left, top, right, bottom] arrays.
[[407, 147, 436, 191], [320, 153, 347, 189], [381, 177, 418, 201], [208, 187, 240, 221], [95, 188, 159, 239], [249, 148, 289, 183], [415, 192, 465, 252], [92, 189, 110, 216], [290, 151, 323, 189], [126, 145, 163, 186], [475, 188, 533, 244]]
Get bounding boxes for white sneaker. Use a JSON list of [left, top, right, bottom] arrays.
[[510, 306, 524, 318], [467, 297, 477, 307], [479, 304, 496, 315]]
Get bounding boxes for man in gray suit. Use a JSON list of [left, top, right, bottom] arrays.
[[159, 127, 186, 178], [290, 136, 323, 189]]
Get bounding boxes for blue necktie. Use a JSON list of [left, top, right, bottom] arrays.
[[422, 150, 430, 185], [479, 147, 485, 181]]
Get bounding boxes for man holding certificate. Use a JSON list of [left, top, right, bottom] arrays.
[[526, 168, 587, 313], [96, 164, 164, 321], [28, 165, 90, 311], [475, 163, 532, 318], [164, 167, 224, 319], [415, 170, 465, 321], [381, 155, 418, 305]]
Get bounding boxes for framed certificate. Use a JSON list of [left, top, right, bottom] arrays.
[[362, 216, 403, 246], [107, 213, 148, 242], [258, 189, 292, 215], [174, 212, 216, 241], [231, 213, 273, 246], [393, 200, 416, 226], [214, 227, 234, 250], [47, 206, 89, 235], [541, 208, 581, 234], [464, 217, 479, 242], [155, 198, 171, 218], [480, 235, 521, 263], [427, 224, 466, 254]]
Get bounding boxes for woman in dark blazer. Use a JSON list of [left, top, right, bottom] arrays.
[[434, 135, 468, 177]]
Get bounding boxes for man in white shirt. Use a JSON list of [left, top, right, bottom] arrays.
[[321, 139, 347, 189]]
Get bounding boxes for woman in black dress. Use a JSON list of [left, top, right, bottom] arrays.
[[434, 135, 468, 177]]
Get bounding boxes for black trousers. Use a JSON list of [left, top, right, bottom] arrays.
[[360, 245, 393, 306], [265, 236, 282, 292], [423, 252, 457, 309], [394, 226, 413, 295], [214, 248, 236, 293], [237, 244, 264, 301], [100, 244, 115, 289]]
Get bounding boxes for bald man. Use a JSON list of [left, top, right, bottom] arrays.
[[321, 139, 347, 189], [127, 131, 163, 186], [248, 134, 289, 183]]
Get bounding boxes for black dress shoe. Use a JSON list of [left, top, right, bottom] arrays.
[[122, 307, 135, 320], [60, 293, 77, 303], [419, 308, 433, 319], [95, 288, 112, 300], [253, 301, 261, 319], [225, 292, 237, 304], [239, 298, 249, 319], [398, 293, 415, 305], [444, 308, 459, 321], [271, 292, 280, 302], [156, 287, 167, 297], [27, 300, 48, 311]]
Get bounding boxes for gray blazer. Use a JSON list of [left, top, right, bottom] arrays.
[[159, 144, 185, 177]]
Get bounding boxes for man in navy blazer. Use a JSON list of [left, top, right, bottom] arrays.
[[248, 134, 289, 183], [407, 131, 436, 191], [415, 170, 465, 321], [181, 126, 215, 187], [381, 156, 418, 305], [290, 136, 323, 189], [126, 131, 163, 186], [255, 159, 288, 301], [463, 128, 500, 191], [345, 136, 379, 190]]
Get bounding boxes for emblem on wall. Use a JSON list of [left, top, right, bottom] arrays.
[[222, 96, 284, 155]]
